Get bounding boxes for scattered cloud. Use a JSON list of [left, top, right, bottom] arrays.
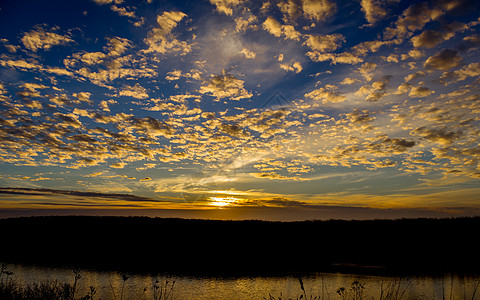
[[240, 48, 256, 59], [411, 22, 466, 48], [118, 83, 149, 99], [360, 0, 396, 25], [1, 0, 479, 217], [144, 11, 191, 54], [21, 25, 73, 52], [280, 60, 303, 73], [209, 0, 244, 16], [301, 0, 336, 22], [199, 71, 252, 101], [305, 85, 346, 103], [423, 48, 462, 70], [249, 172, 308, 181], [409, 85, 434, 98], [0, 187, 157, 202], [262, 16, 301, 41], [384, 2, 443, 41]]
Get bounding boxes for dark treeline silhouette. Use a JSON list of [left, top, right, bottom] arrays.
[[0, 216, 479, 276]]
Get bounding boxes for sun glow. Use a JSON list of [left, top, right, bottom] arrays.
[[209, 196, 243, 207]]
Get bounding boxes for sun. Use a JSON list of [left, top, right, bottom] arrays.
[[208, 196, 242, 207]]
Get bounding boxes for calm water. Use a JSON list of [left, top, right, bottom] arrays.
[[2, 264, 480, 299]]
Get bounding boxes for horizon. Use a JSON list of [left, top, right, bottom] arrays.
[[1, 0, 480, 221]]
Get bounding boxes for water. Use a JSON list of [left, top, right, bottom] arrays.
[[2, 264, 480, 299]]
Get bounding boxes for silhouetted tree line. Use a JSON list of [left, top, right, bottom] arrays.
[[0, 216, 478, 276]]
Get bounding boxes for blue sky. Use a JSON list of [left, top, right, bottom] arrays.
[[1, 0, 480, 220]]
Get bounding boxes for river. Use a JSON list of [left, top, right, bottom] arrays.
[[2, 263, 480, 299]]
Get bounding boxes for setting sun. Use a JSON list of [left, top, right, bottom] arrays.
[[208, 196, 243, 207]]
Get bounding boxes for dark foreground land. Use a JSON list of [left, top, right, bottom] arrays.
[[0, 216, 479, 276]]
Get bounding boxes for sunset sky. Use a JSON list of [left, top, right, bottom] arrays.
[[1, 0, 480, 220]]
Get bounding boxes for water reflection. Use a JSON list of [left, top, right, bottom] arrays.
[[3, 264, 480, 299]]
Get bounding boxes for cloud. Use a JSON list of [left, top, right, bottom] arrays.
[[384, 2, 443, 40], [439, 62, 480, 83], [110, 4, 142, 24], [340, 77, 360, 85], [146, 100, 201, 116], [305, 85, 346, 103], [411, 30, 447, 48], [249, 172, 308, 181], [110, 162, 126, 169], [209, 0, 245, 15], [423, 49, 462, 70], [409, 86, 434, 98], [118, 83, 149, 99], [302, 0, 336, 22], [62, 37, 156, 87], [126, 116, 175, 137], [240, 48, 256, 59], [105, 37, 132, 56], [144, 11, 191, 54], [0, 187, 157, 202], [165, 70, 183, 81], [0, 58, 73, 78], [394, 83, 410, 95], [262, 16, 301, 41], [21, 25, 73, 52], [235, 15, 258, 32], [375, 137, 416, 153], [305, 51, 363, 64], [279, 61, 303, 73], [91, 0, 122, 5], [346, 109, 374, 125], [234, 196, 312, 208], [401, 49, 424, 61], [455, 34, 480, 52], [86, 171, 104, 177], [20, 83, 48, 93], [411, 22, 466, 48], [357, 62, 377, 81], [404, 71, 426, 83], [303, 33, 345, 53], [355, 76, 390, 101], [360, 0, 388, 25], [276, 0, 335, 23], [410, 127, 462, 145], [199, 71, 252, 101], [65, 52, 106, 67], [73, 92, 92, 103]]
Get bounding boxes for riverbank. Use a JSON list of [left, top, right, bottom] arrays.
[[1, 216, 479, 276]]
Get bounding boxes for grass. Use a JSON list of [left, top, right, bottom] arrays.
[[264, 277, 389, 300], [264, 276, 480, 300], [0, 264, 175, 300], [0, 264, 92, 300]]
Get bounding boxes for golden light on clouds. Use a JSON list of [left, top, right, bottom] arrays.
[[0, 0, 479, 219]]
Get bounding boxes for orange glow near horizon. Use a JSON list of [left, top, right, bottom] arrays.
[[208, 196, 244, 207]]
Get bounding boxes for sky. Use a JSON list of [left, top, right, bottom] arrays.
[[0, 0, 480, 220]]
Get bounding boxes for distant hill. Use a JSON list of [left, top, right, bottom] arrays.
[[1, 216, 479, 276]]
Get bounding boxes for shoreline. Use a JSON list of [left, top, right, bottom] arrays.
[[1, 216, 479, 277]]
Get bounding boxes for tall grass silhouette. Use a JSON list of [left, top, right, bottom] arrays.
[[264, 276, 480, 300], [0, 266, 176, 300]]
